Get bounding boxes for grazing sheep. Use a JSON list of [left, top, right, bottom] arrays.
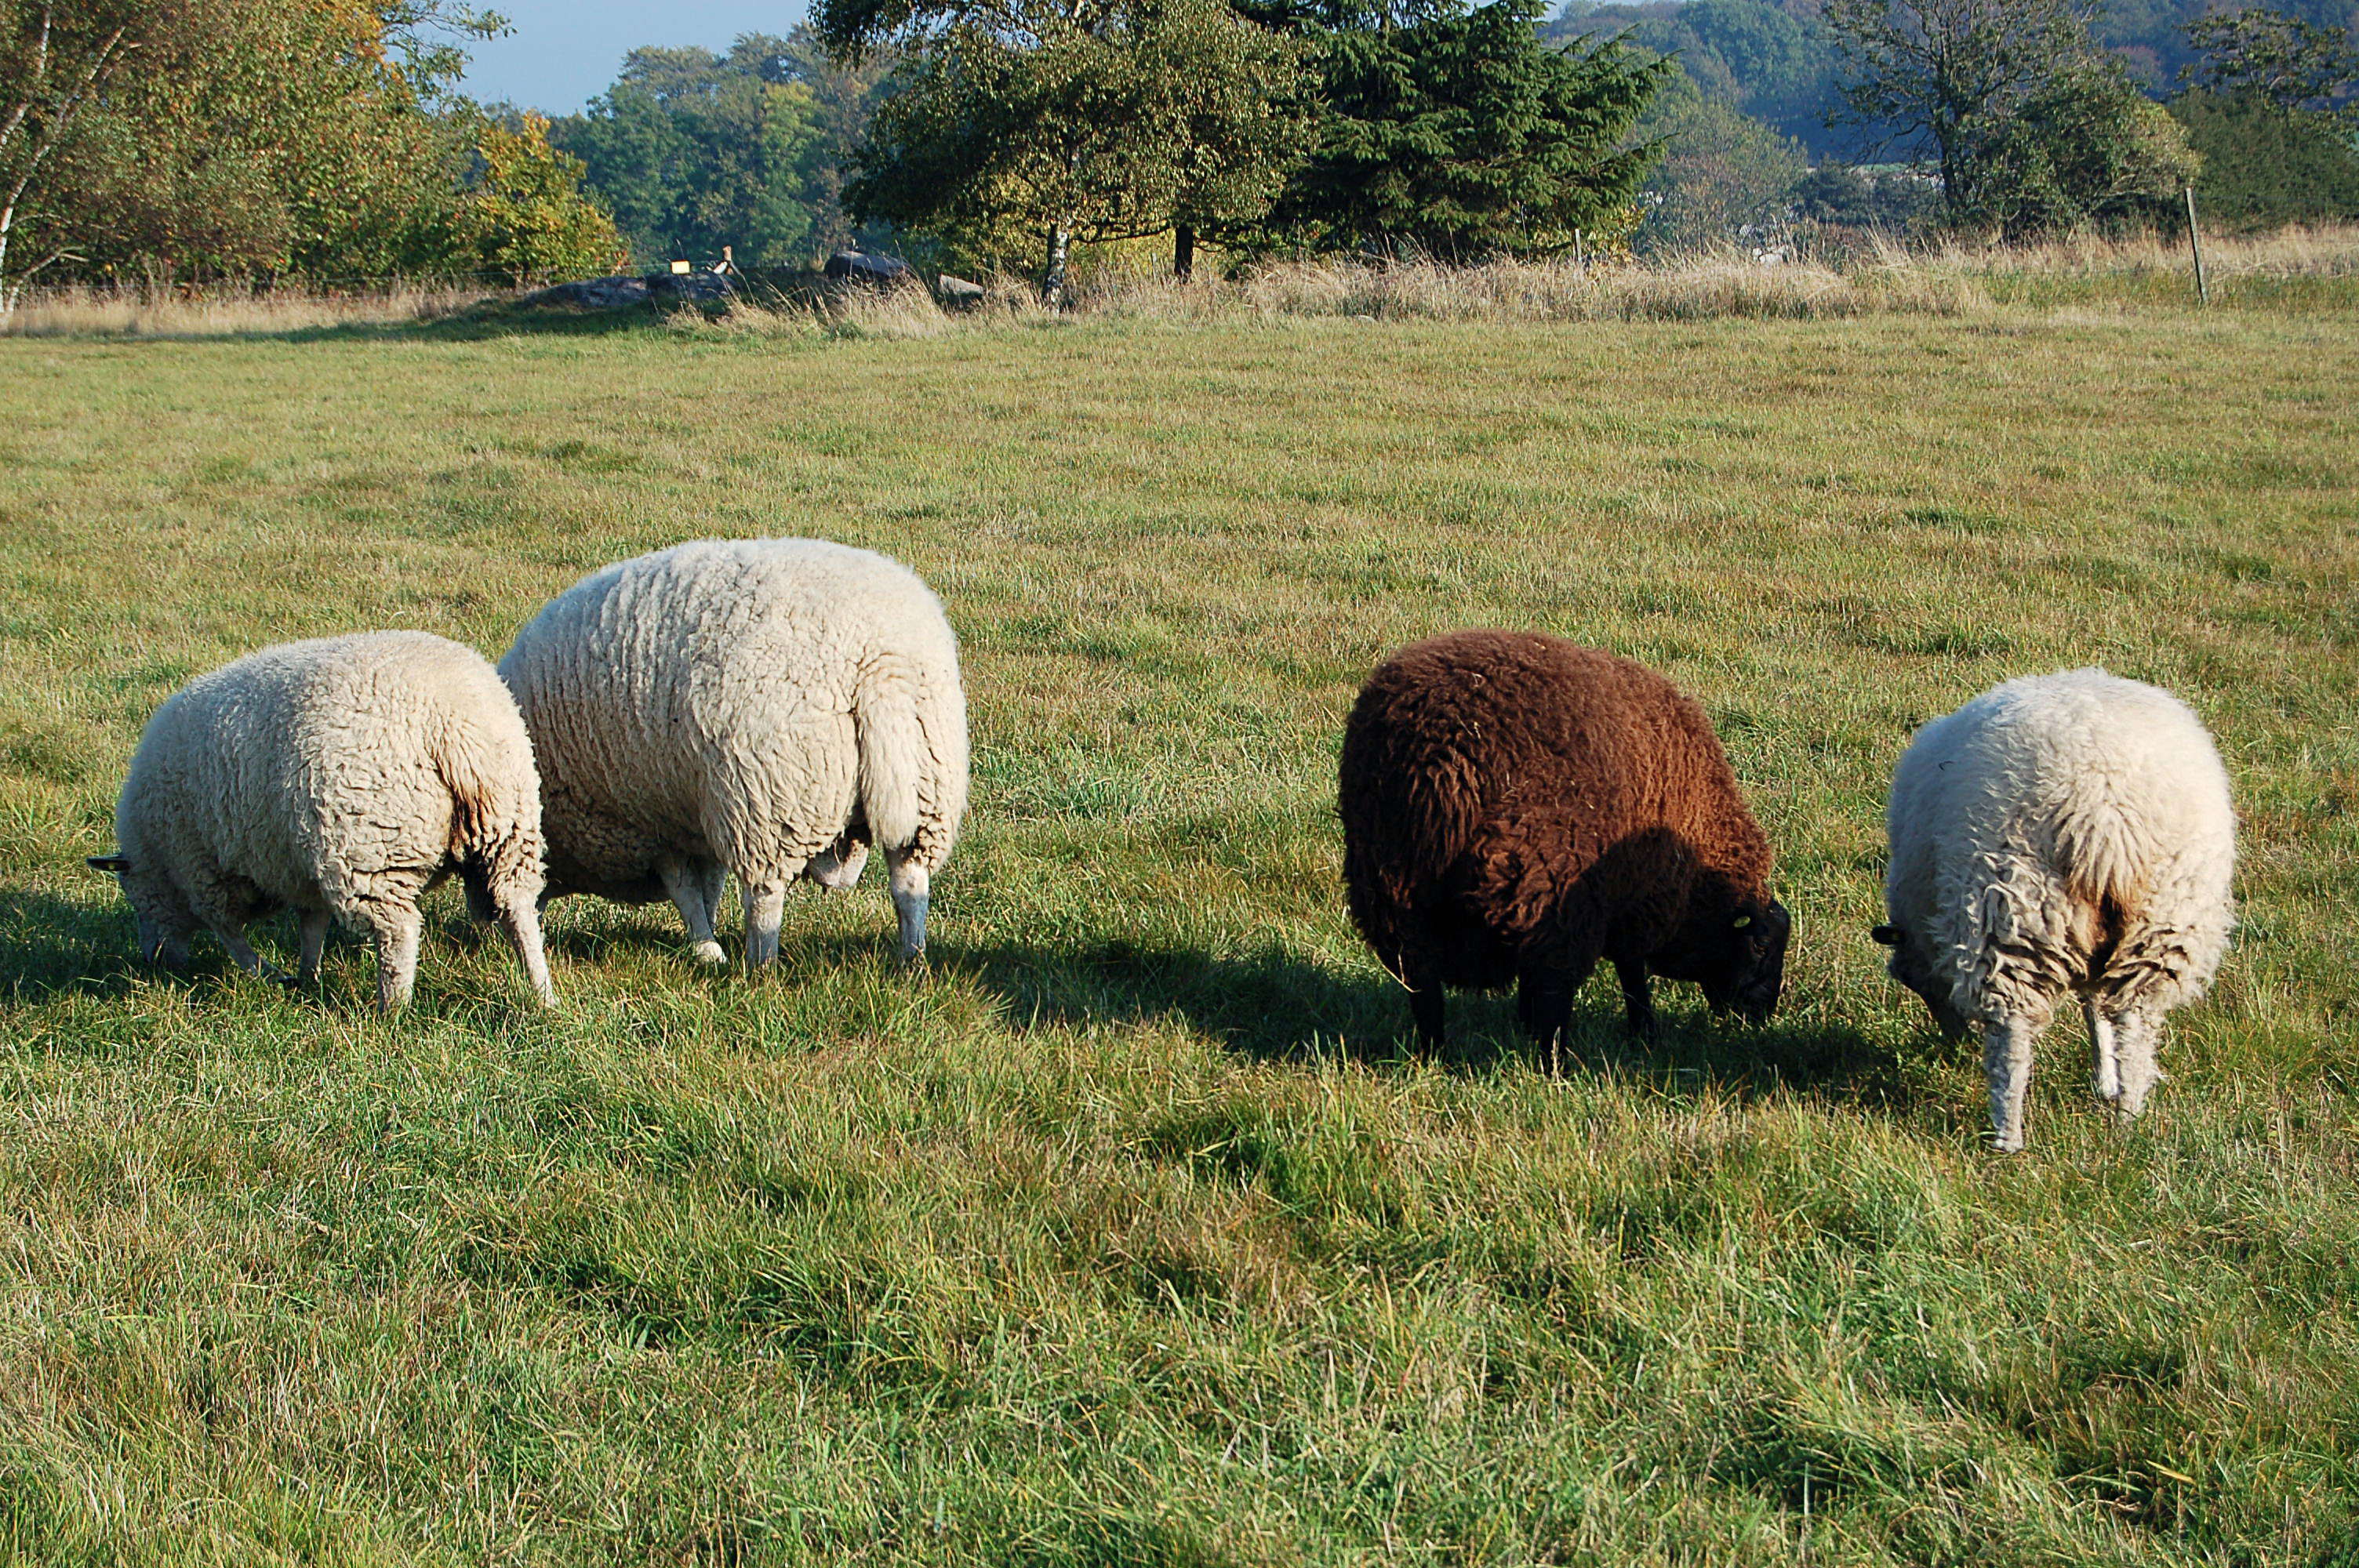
[[1339, 632, 1791, 1054], [499, 538, 967, 966], [87, 631, 558, 1013], [1874, 669, 2236, 1152]]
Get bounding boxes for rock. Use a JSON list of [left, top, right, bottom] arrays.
[[826, 251, 913, 286], [934, 273, 987, 310], [646, 270, 737, 307]]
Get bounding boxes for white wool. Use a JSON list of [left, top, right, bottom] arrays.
[[498, 537, 968, 964], [1881, 668, 2235, 1151], [97, 630, 557, 1013]]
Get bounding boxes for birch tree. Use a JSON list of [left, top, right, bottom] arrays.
[[0, 0, 144, 310]]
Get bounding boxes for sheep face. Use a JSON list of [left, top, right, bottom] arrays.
[[1870, 923, 1970, 1042], [87, 855, 191, 968], [1656, 897, 1790, 1023]]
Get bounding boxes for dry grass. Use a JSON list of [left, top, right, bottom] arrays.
[[0, 280, 499, 338], [8, 224, 2357, 342]]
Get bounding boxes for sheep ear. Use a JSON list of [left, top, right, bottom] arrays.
[[1730, 913, 1752, 930], [1870, 924, 1899, 946], [87, 855, 131, 873]]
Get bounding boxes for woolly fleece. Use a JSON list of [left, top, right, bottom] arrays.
[[499, 538, 968, 965], [1339, 632, 1790, 1053], [1880, 668, 2237, 1151], [93, 630, 557, 1013]]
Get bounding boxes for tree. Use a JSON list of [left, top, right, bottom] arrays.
[[548, 30, 880, 269], [0, 0, 150, 307], [1630, 64, 1809, 252], [4, 0, 607, 292], [445, 111, 626, 281], [1825, 0, 2197, 234], [1269, 0, 1667, 260], [2170, 7, 2359, 227], [826, 0, 1313, 301], [2180, 5, 2358, 117], [1550, 0, 1849, 158]]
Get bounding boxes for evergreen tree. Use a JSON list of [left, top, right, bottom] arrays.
[[1270, 0, 1667, 260]]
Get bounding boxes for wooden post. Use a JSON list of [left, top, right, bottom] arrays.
[[1574, 228, 1586, 270], [2184, 187, 2208, 307]]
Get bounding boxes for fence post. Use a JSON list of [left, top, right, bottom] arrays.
[[2183, 187, 2208, 307]]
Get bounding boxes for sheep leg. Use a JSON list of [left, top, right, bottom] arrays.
[[1517, 967, 1576, 1049], [2102, 1007, 2167, 1120], [361, 899, 424, 1014], [494, 891, 559, 1010], [1983, 1014, 2041, 1153], [296, 907, 333, 985], [1406, 981, 1446, 1055], [660, 855, 729, 966], [2087, 997, 2121, 1105], [742, 880, 787, 969], [185, 881, 289, 986], [1613, 958, 1658, 1040], [886, 848, 929, 962], [805, 839, 871, 891]]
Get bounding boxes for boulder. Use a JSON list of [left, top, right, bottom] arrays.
[[934, 273, 987, 310], [826, 251, 913, 286]]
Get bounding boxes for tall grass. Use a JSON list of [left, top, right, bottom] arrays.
[[13, 223, 2356, 341], [0, 279, 497, 338]]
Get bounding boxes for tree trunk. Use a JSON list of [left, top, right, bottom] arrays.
[[1041, 223, 1073, 308], [1173, 224, 1195, 279]]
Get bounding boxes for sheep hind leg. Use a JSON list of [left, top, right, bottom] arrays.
[[477, 882, 558, 1010], [1983, 1012, 2043, 1153], [2087, 996, 2121, 1107], [1405, 975, 1446, 1058], [358, 898, 425, 1014], [1517, 967, 1576, 1051], [741, 880, 787, 970], [2102, 1006, 2167, 1121], [660, 855, 728, 966], [885, 848, 929, 962]]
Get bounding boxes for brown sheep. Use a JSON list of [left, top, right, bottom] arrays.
[[1338, 632, 1790, 1054]]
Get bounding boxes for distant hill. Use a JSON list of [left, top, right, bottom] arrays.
[[1550, 0, 2359, 160]]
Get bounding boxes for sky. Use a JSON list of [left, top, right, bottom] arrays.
[[457, 1, 811, 114]]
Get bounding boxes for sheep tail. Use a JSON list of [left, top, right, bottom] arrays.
[[854, 653, 968, 866], [431, 716, 546, 903], [2053, 791, 2150, 920]]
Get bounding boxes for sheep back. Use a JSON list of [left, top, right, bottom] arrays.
[[499, 538, 968, 901], [1882, 667, 2236, 1029], [1339, 632, 1780, 1028]]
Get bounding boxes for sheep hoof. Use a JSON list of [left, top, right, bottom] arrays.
[[689, 939, 728, 966]]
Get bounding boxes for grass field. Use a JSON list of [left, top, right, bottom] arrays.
[[2, 286, 2356, 1564]]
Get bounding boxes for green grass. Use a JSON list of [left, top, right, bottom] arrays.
[[2, 299, 2357, 1565]]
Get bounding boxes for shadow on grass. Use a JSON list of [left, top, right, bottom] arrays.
[[278, 300, 686, 346], [940, 935, 1917, 1109], [0, 884, 156, 1000]]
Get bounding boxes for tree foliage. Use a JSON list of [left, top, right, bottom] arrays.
[[2, 0, 616, 296], [1550, 0, 1846, 156], [1271, 0, 1667, 259], [1629, 62, 1808, 252], [827, 0, 1313, 299], [548, 34, 852, 269], [1825, 0, 2197, 235], [2180, 5, 2357, 117]]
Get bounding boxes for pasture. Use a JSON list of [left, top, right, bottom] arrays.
[[1, 294, 2355, 1564]]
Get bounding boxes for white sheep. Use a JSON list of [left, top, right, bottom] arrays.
[[497, 538, 967, 967], [88, 631, 558, 1013], [1874, 669, 2236, 1151]]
